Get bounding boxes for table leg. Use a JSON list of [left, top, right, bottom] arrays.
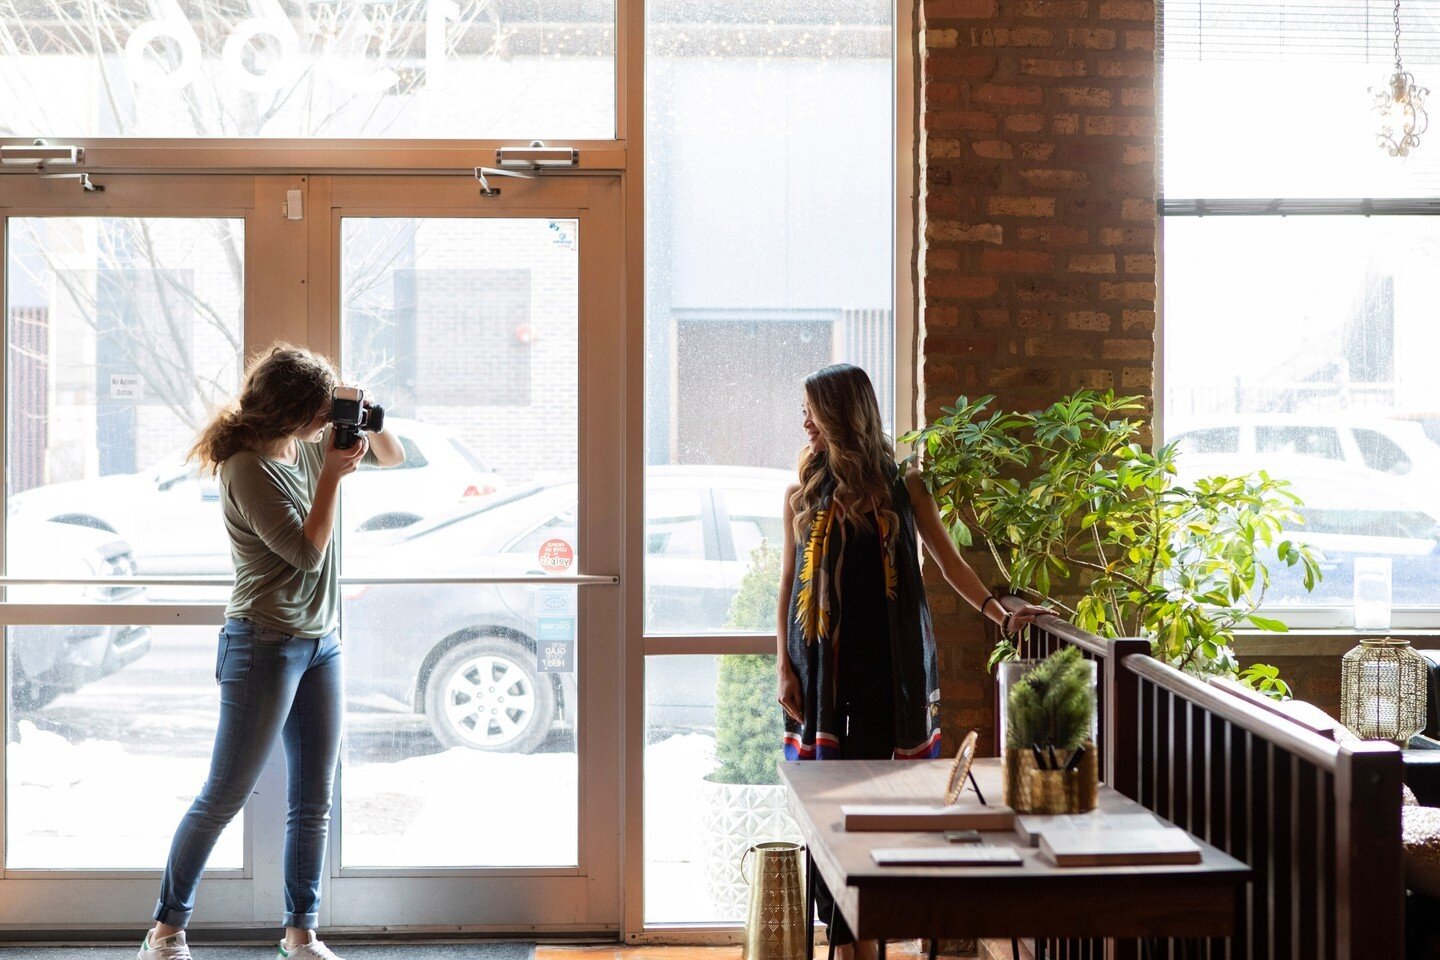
[[926, 939, 938, 960], [805, 853, 816, 960], [877, 939, 886, 960]]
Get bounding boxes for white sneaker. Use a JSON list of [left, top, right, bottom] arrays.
[[279, 938, 345, 960], [138, 930, 192, 960]]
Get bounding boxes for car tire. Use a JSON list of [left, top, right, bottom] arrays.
[[423, 636, 557, 754]]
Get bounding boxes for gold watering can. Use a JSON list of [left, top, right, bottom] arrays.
[[741, 841, 808, 960]]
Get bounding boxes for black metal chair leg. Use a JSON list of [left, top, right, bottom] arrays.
[[927, 938, 939, 960], [805, 853, 816, 960], [1011, 939, 1021, 960], [877, 939, 886, 960]]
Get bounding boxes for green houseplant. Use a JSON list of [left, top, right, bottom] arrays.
[[700, 540, 800, 918], [902, 391, 1322, 696], [1004, 647, 1099, 813], [1006, 647, 1094, 770]]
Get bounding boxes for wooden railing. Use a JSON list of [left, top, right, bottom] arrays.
[[1122, 655, 1403, 960], [997, 598, 1405, 960]]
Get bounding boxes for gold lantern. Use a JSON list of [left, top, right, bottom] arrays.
[[1341, 638, 1428, 743]]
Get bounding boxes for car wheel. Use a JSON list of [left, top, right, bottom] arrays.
[[423, 636, 556, 753]]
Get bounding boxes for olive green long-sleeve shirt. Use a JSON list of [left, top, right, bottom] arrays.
[[220, 439, 374, 638]]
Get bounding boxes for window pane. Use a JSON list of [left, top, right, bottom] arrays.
[[340, 584, 579, 868], [6, 625, 242, 869], [1255, 426, 1343, 461], [1354, 428, 1413, 474], [644, 0, 895, 635], [0, 0, 614, 139], [1172, 427, 1239, 455], [5, 217, 244, 602], [1163, 216, 1440, 607], [646, 488, 706, 560], [1163, 1, 1440, 196], [338, 217, 581, 868], [338, 216, 578, 556], [721, 485, 785, 564], [644, 654, 799, 924]]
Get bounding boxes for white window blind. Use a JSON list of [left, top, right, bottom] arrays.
[[1162, 1, 1440, 197]]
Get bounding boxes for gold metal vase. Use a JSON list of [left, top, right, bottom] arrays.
[[741, 841, 808, 960], [1004, 741, 1099, 815]]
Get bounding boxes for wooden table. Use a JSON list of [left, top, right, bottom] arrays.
[[779, 758, 1250, 955]]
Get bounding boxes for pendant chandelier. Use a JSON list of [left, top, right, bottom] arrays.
[[1373, 0, 1429, 157]]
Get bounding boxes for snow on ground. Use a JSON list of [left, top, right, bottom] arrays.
[[643, 732, 720, 923], [7, 720, 724, 923], [341, 746, 579, 867], [6, 720, 243, 869]]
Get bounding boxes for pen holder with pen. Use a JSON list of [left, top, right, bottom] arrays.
[[1000, 647, 1099, 814], [1004, 740, 1098, 814]]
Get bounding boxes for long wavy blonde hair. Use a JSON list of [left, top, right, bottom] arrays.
[[790, 364, 896, 540], [190, 344, 338, 473]]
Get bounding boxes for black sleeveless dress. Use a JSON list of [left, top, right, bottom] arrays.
[[782, 462, 941, 762], [832, 514, 896, 752]]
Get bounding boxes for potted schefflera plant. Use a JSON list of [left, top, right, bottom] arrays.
[[902, 391, 1322, 696], [1005, 647, 1098, 814], [699, 541, 802, 920]]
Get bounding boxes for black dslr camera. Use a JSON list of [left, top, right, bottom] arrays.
[[330, 385, 385, 450]]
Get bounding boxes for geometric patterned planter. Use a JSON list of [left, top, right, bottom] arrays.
[[700, 779, 804, 922]]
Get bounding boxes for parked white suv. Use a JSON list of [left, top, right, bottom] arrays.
[[1169, 414, 1440, 495]]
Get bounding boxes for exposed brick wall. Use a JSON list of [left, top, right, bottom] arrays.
[[918, 0, 1158, 752]]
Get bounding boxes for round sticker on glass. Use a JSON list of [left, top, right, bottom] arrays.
[[538, 538, 574, 575]]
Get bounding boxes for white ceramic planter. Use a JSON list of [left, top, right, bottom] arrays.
[[698, 778, 803, 921]]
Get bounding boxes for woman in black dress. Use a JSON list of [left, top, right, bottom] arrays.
[[776, 364, 1048, 960]]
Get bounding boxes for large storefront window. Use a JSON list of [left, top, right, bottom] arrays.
[[1162, 1, 1440, 622], [641, 0, 898, 925], [0, 0, 614, 138]]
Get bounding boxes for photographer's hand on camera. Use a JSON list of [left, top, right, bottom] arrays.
[[302, 431, 366, 554], [322, 432, 368, 480]]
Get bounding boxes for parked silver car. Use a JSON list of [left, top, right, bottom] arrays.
[[6, 418, 504, 579], [342, 465, 791, 752], [6, 518, 151, 711]]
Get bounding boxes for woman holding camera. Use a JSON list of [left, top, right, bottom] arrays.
[[777, 363, 1049, 960], [140, 345, 403, 960]]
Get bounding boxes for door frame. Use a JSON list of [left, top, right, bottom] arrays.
[[0, 170, 628, 934], [316, 173, 627, 932]]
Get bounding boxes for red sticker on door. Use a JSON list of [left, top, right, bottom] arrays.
[[538, 538, 574, 575]]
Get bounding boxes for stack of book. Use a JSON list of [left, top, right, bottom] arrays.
[[1017, 813, 1202, 866]]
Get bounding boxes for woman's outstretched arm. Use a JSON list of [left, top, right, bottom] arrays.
[[903, 467, 1050, 633]]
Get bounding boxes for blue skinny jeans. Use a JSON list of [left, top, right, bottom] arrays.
[[154, 617, 343, 930]]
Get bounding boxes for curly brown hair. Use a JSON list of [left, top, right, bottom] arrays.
[[789, 364, 896, 538], [190, 343, 338, 473]]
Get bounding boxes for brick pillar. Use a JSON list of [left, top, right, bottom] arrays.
[[918, 0, 1158, 751]]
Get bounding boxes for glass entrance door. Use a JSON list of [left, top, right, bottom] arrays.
[[0, 172, 625, 933], [321, 175, 625, 929]]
